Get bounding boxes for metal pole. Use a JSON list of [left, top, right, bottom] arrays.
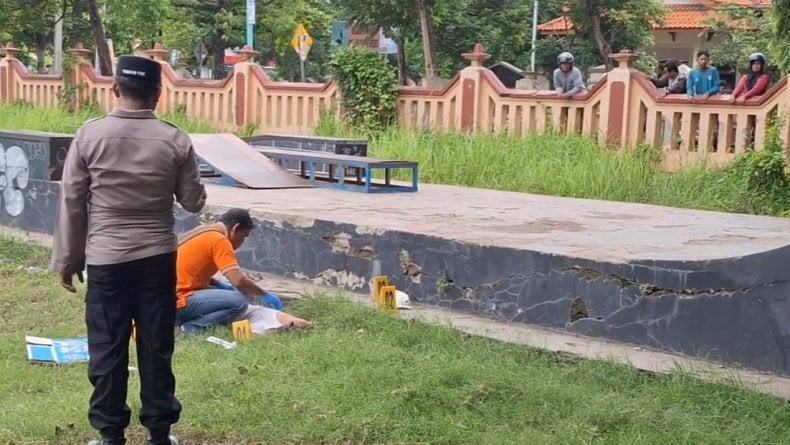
[[530, 0, 539, 72], [300, 60, 306, 82], [246, 0, 255, 49]]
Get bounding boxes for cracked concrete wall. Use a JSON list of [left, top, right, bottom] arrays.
[[171, 205, 790, 377], [5, 144, 790, 377]]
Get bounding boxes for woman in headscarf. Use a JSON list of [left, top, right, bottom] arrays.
[[731, 53, 771, 103]]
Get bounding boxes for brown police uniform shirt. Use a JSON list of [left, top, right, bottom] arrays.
[[50, 108, 207, 273]]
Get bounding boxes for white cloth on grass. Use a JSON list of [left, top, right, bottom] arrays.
[[233, 305, 283, 334]]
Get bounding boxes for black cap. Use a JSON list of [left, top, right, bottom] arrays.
[[116, 55, 161, 84]]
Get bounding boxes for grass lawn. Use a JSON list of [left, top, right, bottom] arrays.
[[2, 235, 790, 445]]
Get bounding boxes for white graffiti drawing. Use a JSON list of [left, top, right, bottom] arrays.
[[0, 143, 31, 217]]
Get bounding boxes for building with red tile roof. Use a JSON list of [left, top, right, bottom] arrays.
[[538, 0, 769, 78]]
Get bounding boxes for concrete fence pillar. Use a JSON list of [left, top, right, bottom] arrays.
[[458, 43, 491, 132], [1, 42, 21, 103], [604, 50, 640, 146], [233, 45, 260, 128]]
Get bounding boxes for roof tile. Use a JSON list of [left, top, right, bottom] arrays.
[[538, 1, 770, 34]]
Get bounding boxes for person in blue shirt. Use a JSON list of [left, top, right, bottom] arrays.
[[687, 50, 721, 101]]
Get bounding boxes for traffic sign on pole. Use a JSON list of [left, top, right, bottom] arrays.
[[291, 24, 314, 62]]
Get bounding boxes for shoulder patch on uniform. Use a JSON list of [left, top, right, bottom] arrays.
[[161, 120, 182, 130], [83, 115, 107, 125]]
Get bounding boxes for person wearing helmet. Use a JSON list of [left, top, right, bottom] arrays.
[[731, 53, 770, 103], [687, 50, 720, 101], [553, 52, 586, 97]]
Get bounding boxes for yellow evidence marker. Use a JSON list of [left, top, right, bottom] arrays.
[[231, 320, 253, 342], [370, 275, 389, 305], [379, 285, 398, 314]]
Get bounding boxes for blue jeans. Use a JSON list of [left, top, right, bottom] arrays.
[[176, 288, 248, 334]]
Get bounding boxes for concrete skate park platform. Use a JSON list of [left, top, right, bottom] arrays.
[[3, 130, 790, 377]]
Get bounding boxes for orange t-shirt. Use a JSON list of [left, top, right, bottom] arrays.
[[176, 223, 240, 309]]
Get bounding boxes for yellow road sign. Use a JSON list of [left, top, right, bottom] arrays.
[[291, 24, 314, 62]]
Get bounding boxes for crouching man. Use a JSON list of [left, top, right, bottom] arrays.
[[176, 208, 310, 334]]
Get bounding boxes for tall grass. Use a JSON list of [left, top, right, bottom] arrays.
[[0, 102, 218, 134], [314, 112, 790, 215], [365, 129, 729, 210], [3, 102, 789, 216]]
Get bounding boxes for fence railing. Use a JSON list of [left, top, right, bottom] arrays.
[[2, 42, 788, 171]]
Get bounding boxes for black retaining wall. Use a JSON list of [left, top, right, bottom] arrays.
[[4, 131, 790, 377]]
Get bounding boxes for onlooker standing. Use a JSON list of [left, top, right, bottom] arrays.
[[731, 52, 771, 103], [650, 61, 687, 96], [553, 52, 586, 98], [687, 50, 721, 101]]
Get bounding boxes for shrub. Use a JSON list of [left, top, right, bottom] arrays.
[[328, 46, 397, 135], [714, 116, 790, 215]]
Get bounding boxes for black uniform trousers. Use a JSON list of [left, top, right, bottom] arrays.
[[85, 251, 182, 441]]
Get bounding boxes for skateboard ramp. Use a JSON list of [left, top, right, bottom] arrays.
[[189, 133, 312, 189]]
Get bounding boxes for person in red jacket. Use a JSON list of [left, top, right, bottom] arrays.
[[731, 53, 771, 103]]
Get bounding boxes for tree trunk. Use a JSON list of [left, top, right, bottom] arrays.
[[395, 35, 408, 86], [417, 0, 439, 86], [33, 34, 50, 74], [86, 0, 113, 76], [213, 41, 226, 80], [584, 0, 613, 70]]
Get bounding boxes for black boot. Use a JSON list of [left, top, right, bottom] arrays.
[[146, 430, 180, 445]]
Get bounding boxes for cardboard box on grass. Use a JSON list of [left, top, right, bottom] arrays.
[[25, 336, 89, 364]]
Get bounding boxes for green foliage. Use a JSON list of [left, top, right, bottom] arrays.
[[712, 115, 790, 215], [430, 0, 555, 75], [707, 6, 775, 74], [164, 0, 334, 78], [4, 0, 63, 72], [533, 0, 665, 74], [0, 101, 267, 137], [104, 0, 169, 50], [167, 0, 245, 74], [328, 47, 397, 134], [314, 108, 363, 138], [57, 53, 81, 111], [770, 0, 790, 73], [331, 0, 438, 82], [255, 0, 334, 82]]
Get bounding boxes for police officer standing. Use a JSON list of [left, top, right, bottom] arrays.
[[50, 55, 207, 445]]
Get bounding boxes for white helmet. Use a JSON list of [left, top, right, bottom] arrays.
[[557, 52, 574, 64]]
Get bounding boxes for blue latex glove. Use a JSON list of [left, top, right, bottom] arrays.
[[212, 278, 282, 310], [261, 291, 283, 310]]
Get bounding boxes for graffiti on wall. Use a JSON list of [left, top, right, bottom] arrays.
[[0, 142, 31, 217]]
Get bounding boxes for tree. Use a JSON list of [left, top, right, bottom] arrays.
[[428, 0, 562, 76], [169, 0, 244, 78], [4, 0, 64, 73], [255, 0, 333, 82], [416, 0, 439, 85], [569, 0, 665, 70], [104, 0, 169, 53], [331, 0, 441, 85], [707, 5, 774, 75], [771, 0, 790, 72], [86, 0, 113, 75], [523, 0, 664, 74]]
